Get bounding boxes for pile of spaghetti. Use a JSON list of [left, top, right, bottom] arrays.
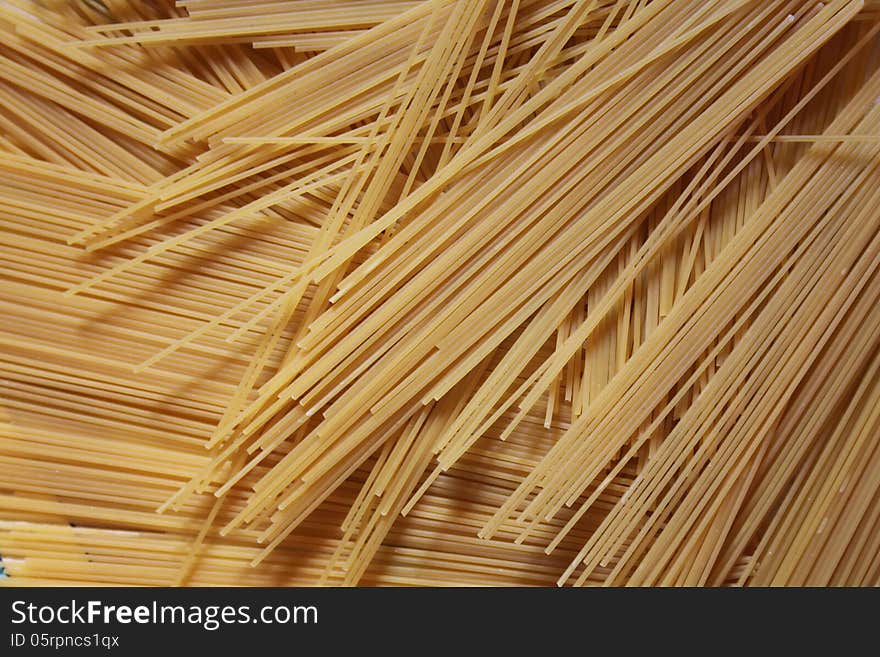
[[2, 0, 880, 586]]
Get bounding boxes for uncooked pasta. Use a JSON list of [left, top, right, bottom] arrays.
[[1, 0, 879, 587]]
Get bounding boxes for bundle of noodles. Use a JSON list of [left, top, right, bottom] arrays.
[[1, 0, 879, 586]]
